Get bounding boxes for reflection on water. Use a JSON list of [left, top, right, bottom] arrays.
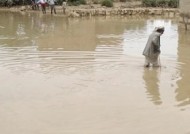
[[1, 11, 190, 134], [143, 68, 162, 105]]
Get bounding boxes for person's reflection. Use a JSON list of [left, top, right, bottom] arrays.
[[63, 17, 69, 30], [143, 68, 162, 105], [40, 17, 48, 33]]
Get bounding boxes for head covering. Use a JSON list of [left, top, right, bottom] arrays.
[[154, 26, 165, 32]]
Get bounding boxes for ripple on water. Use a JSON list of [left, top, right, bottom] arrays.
[[0, 43, 130, 74]]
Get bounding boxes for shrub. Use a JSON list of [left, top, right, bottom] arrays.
[[67, 0, 86, 6], [56, 0, 64, 5], [120, 0, 127, 2], [157, 0, 168, 7], [93, 0, 99, 4], [168, 0, 178, 8], [142, 0, 156, 7], [101, 0, 113, 7], [71, 1, 80, 5], [0, 0, 7, 6], [142, 0, 178, 8], [79, 0, 86, 5]]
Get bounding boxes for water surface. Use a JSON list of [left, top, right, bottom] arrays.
[[0, 11, 190, 134]]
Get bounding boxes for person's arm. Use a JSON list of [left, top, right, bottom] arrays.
[[152, 36, 160, 53]]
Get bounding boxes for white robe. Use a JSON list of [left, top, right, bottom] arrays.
[[143, 31, 162, 64]]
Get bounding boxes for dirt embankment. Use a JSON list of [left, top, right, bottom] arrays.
[[0, 2, 179, 18]]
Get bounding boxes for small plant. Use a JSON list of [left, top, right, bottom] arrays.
[[101, 0, 113, 7]]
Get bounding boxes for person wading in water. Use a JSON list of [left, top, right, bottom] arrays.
[[143, 26, 165, 67], [38, 0, 47, 14], [48, 0, 56, 14], [62, 0, 67, 14]]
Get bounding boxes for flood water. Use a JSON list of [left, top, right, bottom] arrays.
[[0, 11, 190, 134]]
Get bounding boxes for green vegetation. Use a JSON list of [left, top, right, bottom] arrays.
[[0, 0, 30, 6], [168, 0, 178, 8], [56, 0, 86, 6], [142, 0, 179, 8], [92, 0, 100, 4], [119, 0, 127, 2], [67, 0, 86, 6], [55, 0, 63, 5], [101, 0, 113, 7]]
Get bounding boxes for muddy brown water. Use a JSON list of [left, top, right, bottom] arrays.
[[0, 11, 190, 134]]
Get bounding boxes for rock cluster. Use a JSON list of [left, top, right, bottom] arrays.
[[67, 8, 179, 17]]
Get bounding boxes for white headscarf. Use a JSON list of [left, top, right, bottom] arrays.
[[153, 26, 165, 32]]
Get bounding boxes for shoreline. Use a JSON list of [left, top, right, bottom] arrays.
[[0, 4, 179, 18]]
